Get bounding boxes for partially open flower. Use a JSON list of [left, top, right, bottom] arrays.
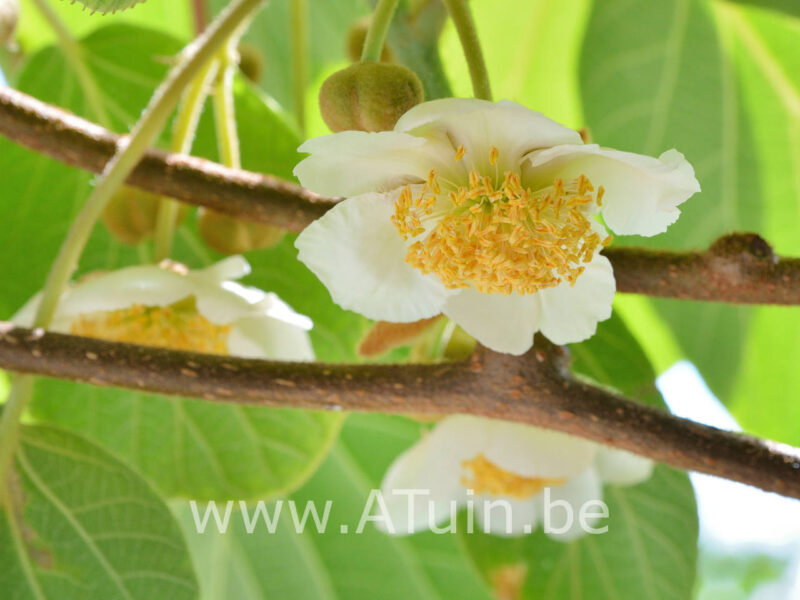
[[378, 415, 653, 540], [14, 256, 312, 360], [295, 98, 700, 354]]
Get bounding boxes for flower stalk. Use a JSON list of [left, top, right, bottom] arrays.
[[0, 0, 266, 503], [361, 0, 399, 62], [441, 0, 492, 100], [290, 0, 309, 137], [153, 58, 220, 262]]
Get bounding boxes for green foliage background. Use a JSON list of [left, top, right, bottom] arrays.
[[0, 0, 797, 598]]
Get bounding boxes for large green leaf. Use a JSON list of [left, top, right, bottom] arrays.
[[722, 0, 800, 18], [579, 0, 764, 402], [462, 316, 699, 599], [716, 4, 800, 444], [17, 0, 192, 54], [0, 24, 343, 499], [175, 414, 495, 600], [32, 379, 343, 501], [0, 424, 198, 599]]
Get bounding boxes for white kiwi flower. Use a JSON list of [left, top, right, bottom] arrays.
[[14, 256, 313, 360], [294, 98, 699, 354], [377, 415, 654, 541]]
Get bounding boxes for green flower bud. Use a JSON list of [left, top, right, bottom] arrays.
[[319, 62, 424, 133], [197, 209, 285, 255], [102, 186, 187, 245], [346, 17, 393, 64], [237, 42, 263, 84], [0, 0, 19, 48]]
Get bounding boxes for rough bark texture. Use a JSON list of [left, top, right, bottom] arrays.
[[0, 87, 335, 231], [1, 324, 799, 499]]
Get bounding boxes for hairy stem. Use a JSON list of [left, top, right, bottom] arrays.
[[361, 0, 400, 62], [441, 0, 492, 100], [213, 48, 241, 169], [0, 0, 266, 501], [290, 0, 308, 137], [153, 58, 220, 262]]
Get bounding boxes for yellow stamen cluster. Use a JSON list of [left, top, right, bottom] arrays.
[[461, 453, 566, 499], [392, 150, 610, 295], [70, 296, 231, 354]]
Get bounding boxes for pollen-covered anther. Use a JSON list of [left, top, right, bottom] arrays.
[[393, 157, 609, 295], [461, 453, 565, 499], [70, 296, 231, 354]]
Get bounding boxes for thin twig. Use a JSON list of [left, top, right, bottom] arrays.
[[0, 324, 798, 499]]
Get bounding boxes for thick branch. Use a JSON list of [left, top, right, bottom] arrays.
[[2, 87, 800, 305], [0, 87, 335, 232], [1, 324, 798, 498], [608, 233, 800, 304]]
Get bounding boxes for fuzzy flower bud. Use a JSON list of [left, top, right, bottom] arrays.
[[197, 209, 285, 255], [102, 186, 187, 246], [319, 62, 423, 132]]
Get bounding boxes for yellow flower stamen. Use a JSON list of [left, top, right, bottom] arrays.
[[454, 144, 466, 161], [392, 148, 610, 295], [489, 145, 499, 166], [461, 454, 566, 499], [70, 296, 231, 354]]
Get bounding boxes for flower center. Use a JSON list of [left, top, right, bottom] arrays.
[[70, 296, 231, 354], [392, 148, 611, 295], [461, 453, 565, 499]]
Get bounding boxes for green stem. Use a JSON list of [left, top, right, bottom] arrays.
[[441, 0, 492, 101], [0, 0, 266, 502], [153, 58, 220, 262], [290, 0, 308, 137], [0, 376, 33, 505], [361, 0, 399, 62], [212, 50, 240, 169], [30, 0, 111, 127]]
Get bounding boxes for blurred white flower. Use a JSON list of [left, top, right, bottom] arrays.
[[379, 415, 654, 541], [294, 98, 699, 354], [15, 256, 313, 360]]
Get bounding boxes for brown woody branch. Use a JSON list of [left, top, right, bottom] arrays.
[[2, 87, 800, 305], [0, 87, 334, 232], [1, 324, 799, 499]]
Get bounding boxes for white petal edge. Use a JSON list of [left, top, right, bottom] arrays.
[[228, 315, 314, 361], [481, 421, 598, 479], [39, 266, 196, 320], [295, 192, 450, 322], [594, 447, 654, 487], [475, 495, 539, 537], [395, 99, 582, 173], [534, 468, 603, 542], [378, 434, 466, 535], [528, 144, 700, 236], [442, 288, 541, 355], [294, 131, 429, 197], [537, 253, 615, 345]]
